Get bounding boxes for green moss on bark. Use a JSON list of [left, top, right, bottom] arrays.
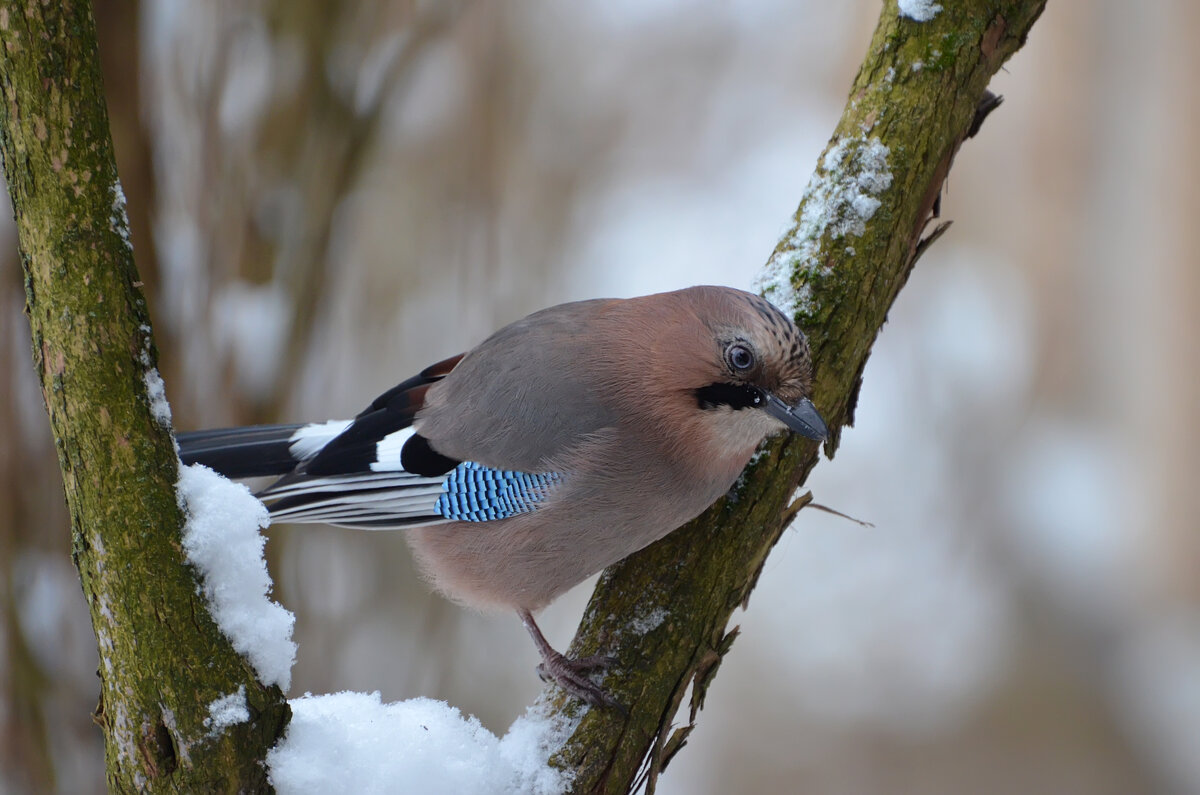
[[0, 2, 289, 791]]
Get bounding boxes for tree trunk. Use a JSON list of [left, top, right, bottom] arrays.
[[0, 1, 288, 791], [543, 2, 1048, 792]]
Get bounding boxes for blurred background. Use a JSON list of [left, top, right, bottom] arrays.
[[2, 1, 1198, 792]]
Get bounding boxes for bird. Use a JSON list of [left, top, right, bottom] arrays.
[[178, 285, 829, 707]]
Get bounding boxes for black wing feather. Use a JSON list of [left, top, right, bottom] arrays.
[[299, 353, 463, 477], [177, 424, 306, 478]]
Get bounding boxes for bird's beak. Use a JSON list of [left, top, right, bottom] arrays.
[[763, 393, 829, 442]]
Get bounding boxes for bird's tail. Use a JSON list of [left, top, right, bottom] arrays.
[[177, 424, 316, 479], [177, 421, 452, 530]]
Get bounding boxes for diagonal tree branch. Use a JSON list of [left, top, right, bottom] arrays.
[[540, 2, 1048, 792]]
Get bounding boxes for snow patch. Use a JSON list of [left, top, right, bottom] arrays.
[[267, 692, 576, 795], [143, 368, 171, 428], [206, 685, 250, 736], [110, 180, 133, 252], [138, 325, 172, 428], [755, 135, 892, 317], [898, 0, 942, 22], [178, 463, 296, 690]]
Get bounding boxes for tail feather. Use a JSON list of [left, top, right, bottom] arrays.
[[176, 422, 452, 530], [174, 351, 476, 530], [177, 424, 307, 478]]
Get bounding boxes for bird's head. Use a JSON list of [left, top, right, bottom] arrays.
[[684, 286, 829, 445], [598, 286, 828, 457]]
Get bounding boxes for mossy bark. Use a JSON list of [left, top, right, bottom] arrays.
[[546, 2, 1047, 792], [0, 2, 288, 792]]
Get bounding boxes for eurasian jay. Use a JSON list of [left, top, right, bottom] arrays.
[[178, 285, 828, 706]]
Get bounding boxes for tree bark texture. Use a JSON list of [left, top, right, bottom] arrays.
[[0, 2, 288, 792], [544, 2, 1047, 792]]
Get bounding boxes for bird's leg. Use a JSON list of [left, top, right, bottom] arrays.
[[518, 608, 620, 709]]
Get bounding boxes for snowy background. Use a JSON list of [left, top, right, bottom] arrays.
[[1, 1, 1198, 792]]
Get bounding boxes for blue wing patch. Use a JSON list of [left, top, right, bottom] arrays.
[[434, 462, 561, 522]]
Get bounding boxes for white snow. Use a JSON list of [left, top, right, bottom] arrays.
[[143, 368, 171, 427], [289, 419, 353, 461], [266, 692, 576, 795], [110, 180, 133, 252], [206, 685, 250, 735], [138, 325, 173, 428], [175, 460, 583, 790], [755, 135, 892, 317], [898, 0, 942, 22], [177, 463, 297, 689]]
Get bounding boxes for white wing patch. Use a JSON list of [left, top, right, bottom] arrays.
[[288, 420, 353, 461], [370, 427, 418, 472]]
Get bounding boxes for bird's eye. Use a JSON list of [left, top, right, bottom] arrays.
[[727, 343, 755, 372]]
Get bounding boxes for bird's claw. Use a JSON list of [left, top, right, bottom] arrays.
[[535, 653, 624, 711]]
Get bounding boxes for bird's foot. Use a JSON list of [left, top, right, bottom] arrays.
[[535, 648, 622, 710], [519, 608, 623, 710]]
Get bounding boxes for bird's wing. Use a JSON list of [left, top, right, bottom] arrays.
[[414, 298, 620, 471], [298, 352, 464, 477], [182, 297, 625, 531], [250, 352, 563, 530]]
